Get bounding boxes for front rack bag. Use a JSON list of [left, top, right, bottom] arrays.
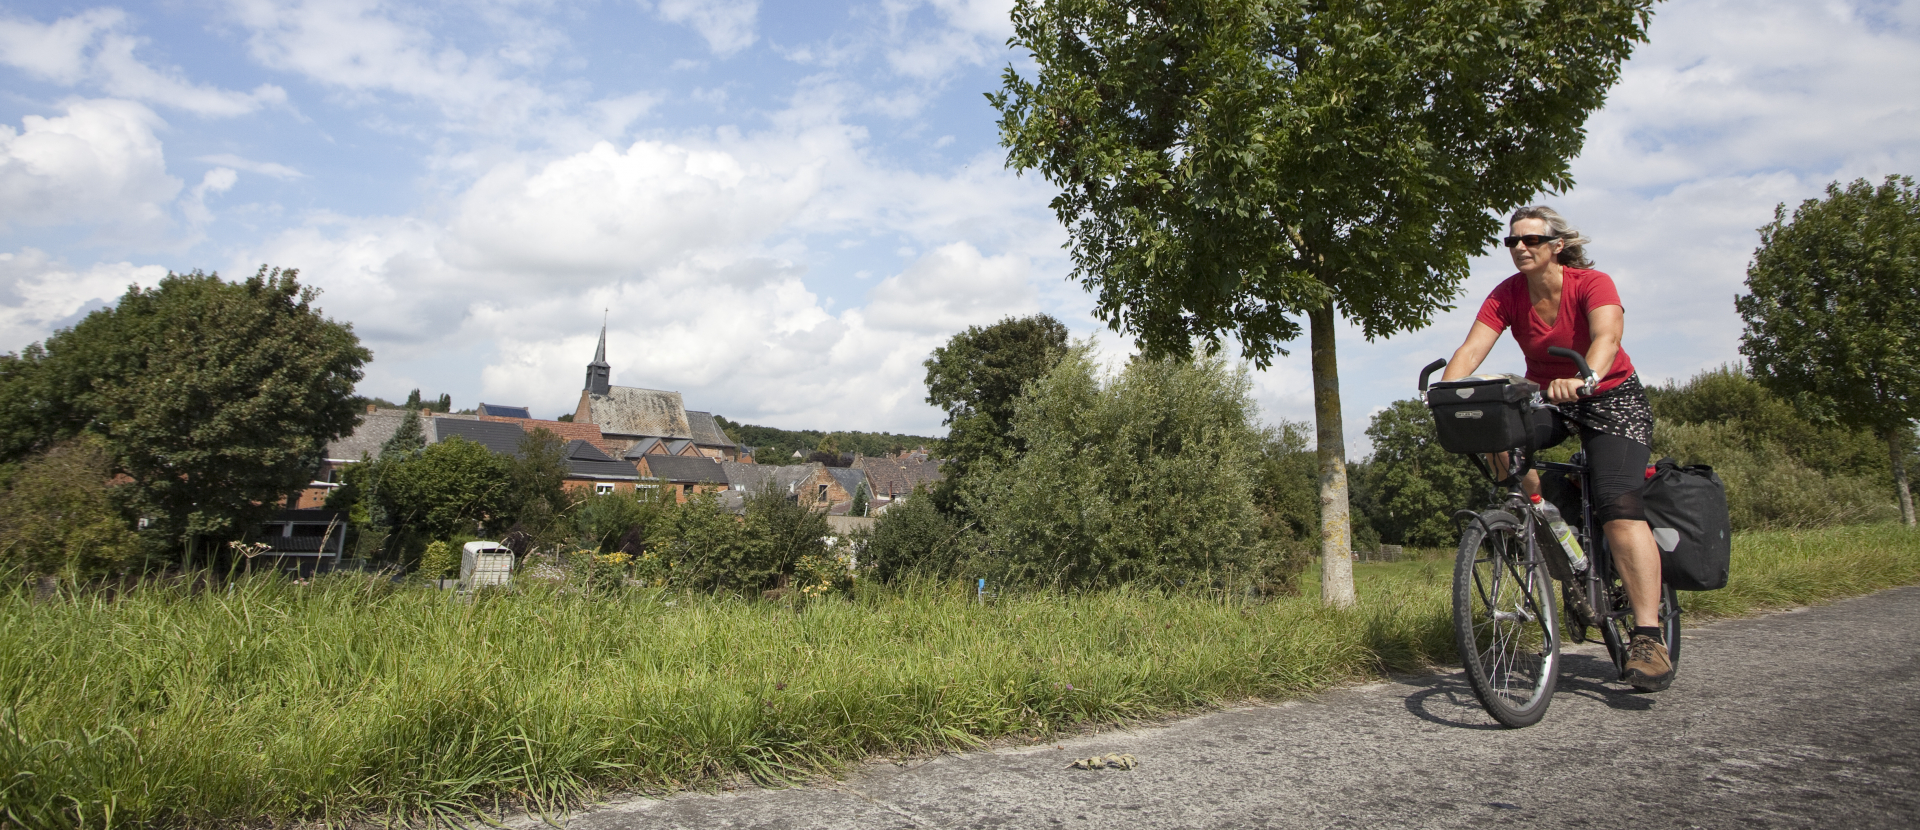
[[1426, 375, 1539, 454]]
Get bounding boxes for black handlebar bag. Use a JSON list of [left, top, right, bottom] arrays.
[[1642, 458, 1731, 591], [1426, 375, 1539, 454]]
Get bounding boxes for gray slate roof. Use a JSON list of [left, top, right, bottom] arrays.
[[719, 460, 774, 490], [478, 403, 532, 418], [639, 454, 728, 484], [827, 466, 868, 497], [563, 439, 638, 480], [429, 418, 529, 456], [664, 438, 695, 456], [585, 386, 692, 438], [324, 408, 413, 461], [685, 411, 736, 448], [624, 437, 663, 459]]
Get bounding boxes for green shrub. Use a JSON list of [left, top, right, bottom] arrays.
[[0, 437, 142, 578], [418, 540, 458, 580], [863, 490, 966, 583], [966, 349, 1270, 590]]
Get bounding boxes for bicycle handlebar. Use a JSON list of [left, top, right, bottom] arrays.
[[1417, 358, 1448, 393], [1417, 348, 1597, 397], [1546, 347, 1598, 396]]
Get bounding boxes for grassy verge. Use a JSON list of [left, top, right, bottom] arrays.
[[5, 524, 1917, 828]]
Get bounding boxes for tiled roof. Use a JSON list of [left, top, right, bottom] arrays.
[[664, 438, 695, 456], [624, 437, 664, 458], [478, 403, 532, 418], [853, 456, 946, 499], [637, 454, 728, 484], [429, 418, 529, 456], [719, 460, 774, 490], [477, 414, 621, 457], [684, 411, 736, 448], [562, 439, 638, 480], [827, 466, 867, 497], [324, 408, 414, 461], [584, 386, 692, 438]]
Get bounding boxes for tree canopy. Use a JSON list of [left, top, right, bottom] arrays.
[[923, 313, 1070, 475], [990, 0, 1655, 604], [0, 267, 369, 562], [1738, 175, 1920, 525]]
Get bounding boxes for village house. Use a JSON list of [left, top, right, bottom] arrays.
[[634, 454, 730, 502], [428, 417, 641, 494], [572, 326, 744, 462], [852, 452, 945, 501], [294, 405, 412, 509]]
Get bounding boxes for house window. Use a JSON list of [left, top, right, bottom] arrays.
[[682, 484, 693, 496], [817, 483, 829, 500], [595, 483, 614, 495], [326, 468, 342, 484]]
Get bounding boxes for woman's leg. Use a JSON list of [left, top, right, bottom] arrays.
[[1583, 432, 1661, 628]]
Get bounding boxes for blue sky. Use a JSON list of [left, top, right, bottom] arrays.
[[2, 1, 1917, 455]]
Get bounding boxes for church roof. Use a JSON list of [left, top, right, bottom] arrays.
[[685, 411, 737, 448], [584, 386, 693, 439]]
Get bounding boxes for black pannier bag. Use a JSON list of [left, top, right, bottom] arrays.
[[1425, 375, 1538, 454], [1642, 457, 1731, 591]]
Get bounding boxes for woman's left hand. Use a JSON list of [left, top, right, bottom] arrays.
[[1547, 377, 1587, 403]]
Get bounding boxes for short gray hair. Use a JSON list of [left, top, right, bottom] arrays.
[[1510, 205, 1593, 269]]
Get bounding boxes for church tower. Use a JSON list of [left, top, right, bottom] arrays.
[[584, 324, 611, 396]]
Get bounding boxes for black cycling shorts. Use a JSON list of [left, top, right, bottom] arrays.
[[1530, 408, 1650, 525]]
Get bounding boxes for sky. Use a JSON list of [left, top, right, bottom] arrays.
[[1, 0, 1917, 456]]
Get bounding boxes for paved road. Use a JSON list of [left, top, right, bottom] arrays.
[[527, 587, 1920, 829]]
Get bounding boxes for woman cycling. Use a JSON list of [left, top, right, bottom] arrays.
[[1441, 205, 1670, 692]]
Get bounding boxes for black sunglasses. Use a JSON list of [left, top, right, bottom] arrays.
[[1503, 234, 1560, 248]]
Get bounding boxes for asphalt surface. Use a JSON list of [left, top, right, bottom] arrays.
[[521, 586, 1920, 829]]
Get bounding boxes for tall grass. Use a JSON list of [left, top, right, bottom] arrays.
[[4, 523, 1916, 828]]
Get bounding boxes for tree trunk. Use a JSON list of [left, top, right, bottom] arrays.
[[1309, 299, 1356, 607], [1889, 431, 1915, 528]]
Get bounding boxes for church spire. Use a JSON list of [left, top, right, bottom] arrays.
[[585, 316, 611, 396]]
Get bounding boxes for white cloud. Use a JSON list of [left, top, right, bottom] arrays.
[[0, 99, 181, 233], [0, 8, 285, 116], [880, 0, 1013, 79], [0, 248, 167, 349], [653, 0, 760, 57], [235, 97, 1070, 431], [223, 0, 558, 129], [195, 153, 305, 180]]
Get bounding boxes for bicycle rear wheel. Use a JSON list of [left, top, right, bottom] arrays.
[[1454, 514, 1561, 728]]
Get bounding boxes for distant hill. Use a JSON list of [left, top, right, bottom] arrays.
[[713, 416, 940, 463]]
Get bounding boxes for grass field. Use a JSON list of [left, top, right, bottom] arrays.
[[5, 523, 1917, 828]]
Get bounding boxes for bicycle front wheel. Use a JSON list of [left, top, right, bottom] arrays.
[[1454, 513, 1561, 728]]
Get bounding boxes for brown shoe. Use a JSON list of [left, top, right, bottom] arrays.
[[1623, 634, 1673, 692]]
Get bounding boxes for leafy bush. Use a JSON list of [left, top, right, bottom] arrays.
[[966, 349, 1274, 590], [863, 490, 968, 583], [0, 437, 143, 578], [1650, 366, 1898, 530], [418, 540, 458, 580]]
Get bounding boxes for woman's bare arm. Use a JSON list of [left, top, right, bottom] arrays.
[[1442, 321, 1502, 382]]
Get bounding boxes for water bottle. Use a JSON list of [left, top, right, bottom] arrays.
[[1529, 494, 1588, 573]]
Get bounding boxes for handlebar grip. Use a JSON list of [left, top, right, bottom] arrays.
[[1417, 358, 1447, 393], [1546, 346, 1597, 395]]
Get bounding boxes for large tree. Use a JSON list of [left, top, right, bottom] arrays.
[[1, 267, 370, 568], [990, 0, 1654, 604], [923, 313, 1071, 477], [1738, 175, 1920, 526]]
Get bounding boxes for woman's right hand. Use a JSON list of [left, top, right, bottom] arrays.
[[1546, 377, 1586, 403]]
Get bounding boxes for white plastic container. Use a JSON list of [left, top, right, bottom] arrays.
[[460, 542, 514, 589]]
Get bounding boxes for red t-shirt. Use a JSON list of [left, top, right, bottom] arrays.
[[1475, 268, 1635, 393]]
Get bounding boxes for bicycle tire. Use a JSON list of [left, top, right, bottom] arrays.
[[1453, 513, 1561, 728]]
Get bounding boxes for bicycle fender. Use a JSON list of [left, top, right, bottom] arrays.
[[1466, 510, 1522, 534]]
